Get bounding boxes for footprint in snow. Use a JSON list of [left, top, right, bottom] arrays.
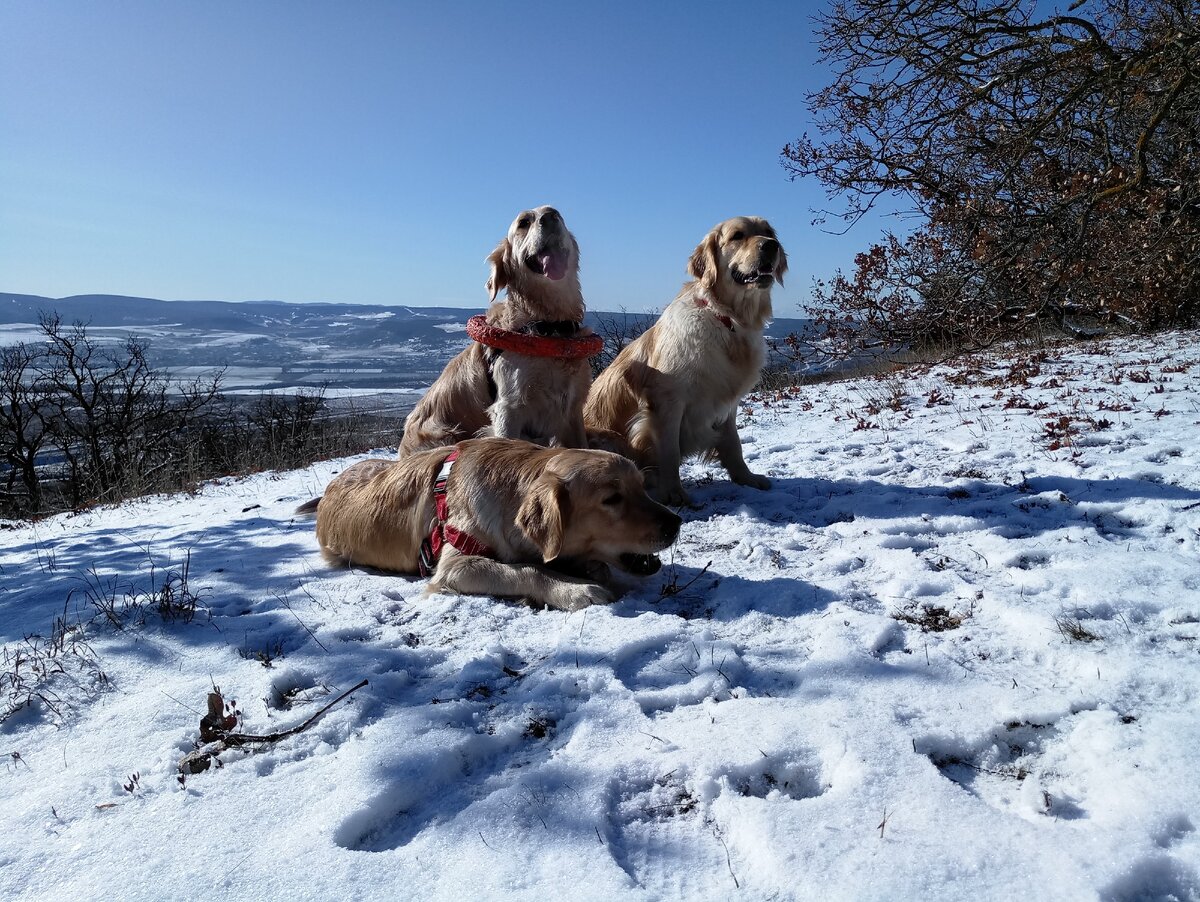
[[1152, 813, 1195, 849], [603, 756, 830, 894], [715, 752, 829, 803], [878, 536, 937, 553], [334, 725, 559, 852], [919, 706, 1125, 824], [613, 634, 746, 716], [1144, 448, 1184, 464], [1008, 551, 1050, 570], [1099, 854, 1200, 902], [329, 625, 373, 643], [602, 771, 725, 895]]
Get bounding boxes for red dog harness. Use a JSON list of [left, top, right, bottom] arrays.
[[466, 314, 604, 359], [417, 448, 495, 577]]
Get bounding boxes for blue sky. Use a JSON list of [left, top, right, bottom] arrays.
[[0, 1, 887, 315]]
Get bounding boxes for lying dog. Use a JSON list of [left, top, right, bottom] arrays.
[[304, 438, 681, 611], [585, 216, 787, 506], [399, 206, 594, 455]]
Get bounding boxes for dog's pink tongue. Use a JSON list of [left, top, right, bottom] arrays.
[[540, 251, 568, 281]]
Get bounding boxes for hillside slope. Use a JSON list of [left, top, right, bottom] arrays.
[[2, 332, 1198, 901]]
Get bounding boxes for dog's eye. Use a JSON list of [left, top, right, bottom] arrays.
[[517, 216, 532, 230], [602, 493, 623, 506], [729, 230, 744, 241]]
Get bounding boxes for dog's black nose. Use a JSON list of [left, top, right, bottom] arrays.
[[661, 511, 682, 544], [759, 237, 779, 263]]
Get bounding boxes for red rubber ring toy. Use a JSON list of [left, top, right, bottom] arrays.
[[466, 314, 604, 359]]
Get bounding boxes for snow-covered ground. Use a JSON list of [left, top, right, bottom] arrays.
[[2, 332, 1199, 901]]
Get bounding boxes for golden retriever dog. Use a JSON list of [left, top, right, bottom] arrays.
[[306, 438, 681, 612], [398, 206, 594, 456], [585, 216, 787, 506]]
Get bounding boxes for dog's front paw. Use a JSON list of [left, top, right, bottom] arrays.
[[547, 558, 612, 584], [581, 560, 613, 584], [551, 581, 615, 612], [734, 472, 771, 491], [653, 484, 693, 508]]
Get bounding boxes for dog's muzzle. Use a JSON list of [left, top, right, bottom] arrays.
[[733, 239, 780, 286]]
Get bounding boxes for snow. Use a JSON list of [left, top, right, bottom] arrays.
[[2, 331, 1199, 901], [0, 325, 47, 345]]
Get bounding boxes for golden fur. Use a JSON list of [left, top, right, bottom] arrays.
[[585, 216, 787, 506], [308, 438, 681, 611], [399, 206, 594, 456]]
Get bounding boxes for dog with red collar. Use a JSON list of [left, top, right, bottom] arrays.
[[586, 216, 787, 507], [299, 438, 681, 611], [399, 206, 600, 456]]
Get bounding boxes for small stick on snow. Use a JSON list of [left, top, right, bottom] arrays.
[[713, 824, 739, 889], [179, 679, 368, 774], [222, 679, 368, 745]]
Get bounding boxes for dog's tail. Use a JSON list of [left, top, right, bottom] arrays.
[[295, 496, 321, 517]]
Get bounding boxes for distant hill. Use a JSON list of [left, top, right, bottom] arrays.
[[0, 292, 813, 394], [0, 293, 478, 344]]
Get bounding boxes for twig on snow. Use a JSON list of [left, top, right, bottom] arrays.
[[179, 679, 368, 775]]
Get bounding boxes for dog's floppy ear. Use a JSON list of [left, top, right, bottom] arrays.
[[688, 230, 720, 290], [516, 475, 570, 562], [486, 238, 514, 302]]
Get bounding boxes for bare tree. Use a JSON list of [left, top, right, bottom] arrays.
[[245, 388, 327, 467], [784, 0, 1200, 351], [36, 315, 222, 506], [1, 316, 409, 518], [0, 343, 51, 513], [589, 310, 656, 376]]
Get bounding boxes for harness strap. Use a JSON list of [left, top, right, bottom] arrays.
[[417, 449, 495, 577]]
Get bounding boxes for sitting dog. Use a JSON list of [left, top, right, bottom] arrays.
[[303, 438, 681, 611], [399, 206, 594, 455], [585, 216, 787, 506]]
